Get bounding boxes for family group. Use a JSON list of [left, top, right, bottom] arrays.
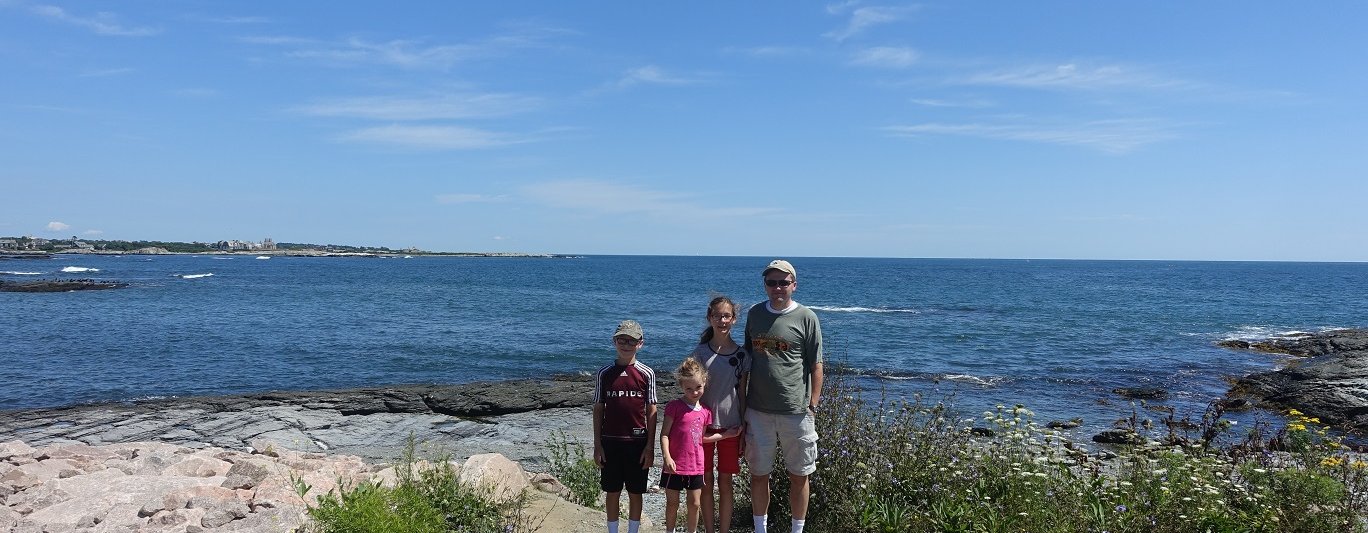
[[593, 259, 824, 533]]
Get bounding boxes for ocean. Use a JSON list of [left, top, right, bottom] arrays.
[[3, 254, 1366, 436]]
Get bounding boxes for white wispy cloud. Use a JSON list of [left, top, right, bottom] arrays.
[[909, 97, 993, 108], [435, 193, 506, 204], [47, 221, 70, 231], [884, 119, 1177, 154], [520, 180, 781, 219], [171, 88, 219, 98], [243, 25, 569, 70], [78, 67, 135, 78], [338, 125, 524, 150], [238, 35, 316, 46], [298, 93, 542, 121], [824, 4, 917, 41], [958, 63, 1196, 92], [611, 65, 706, 89], [850, 46, 920, 68], [29, 4, 159, 37], [723, 45, 809, 59], [200, 15, 272, 24], [82, 229, 104, 236]]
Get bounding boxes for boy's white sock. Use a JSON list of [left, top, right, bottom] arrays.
[[606, 520, 619, 533], [626, 519, 640, 533], [791, 518, 806, 533], [753, 514, 767, 533]]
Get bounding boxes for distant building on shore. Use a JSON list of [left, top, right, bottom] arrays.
[[213, 238, 277, 251]]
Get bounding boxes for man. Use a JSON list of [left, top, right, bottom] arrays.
[[743, 259, 823, 533]]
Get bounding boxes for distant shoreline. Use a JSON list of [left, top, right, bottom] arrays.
[[1, 250, 573, 259]]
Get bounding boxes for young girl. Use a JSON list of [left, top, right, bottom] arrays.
[[692, 296, 749, 533], [661, 357, 742, 533]]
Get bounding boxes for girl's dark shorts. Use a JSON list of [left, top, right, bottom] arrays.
[[600, 439, 649, 494], [659, 472, 705, 491]]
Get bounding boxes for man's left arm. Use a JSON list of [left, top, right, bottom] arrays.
[[809, 362, 824, 412], [807, 314, 824, 411]]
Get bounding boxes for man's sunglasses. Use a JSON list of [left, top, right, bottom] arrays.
[[765, 279, 794, 288]]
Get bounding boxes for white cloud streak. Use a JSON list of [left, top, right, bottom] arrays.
[[29, 4, 158, 37], [242, 25, 569, 70], [521, 180, 780, 219], [884, 119, 1177, 154], [298, 93, 542, 121], [824, 5, 916, 41], [47, 221, 70, 231], [612, 65, 705, 89], [435, 194, 506, 204], [850, 46, 920, 68], [338, 125, 523, 150], [959, 63, 1196, 92]]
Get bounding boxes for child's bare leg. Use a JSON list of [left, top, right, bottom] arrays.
[[718, 472, 734, 533], [628, 491, 644, 522], [605, 491, 621, 523], [701, 469, 716, 533], [664, 489, 680, 532], [686, 487, 703, 533]]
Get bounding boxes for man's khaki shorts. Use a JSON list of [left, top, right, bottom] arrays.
[[744, 409, 818, 476]]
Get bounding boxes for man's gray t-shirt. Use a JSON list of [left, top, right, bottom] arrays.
[[744, 302, 823, 415]]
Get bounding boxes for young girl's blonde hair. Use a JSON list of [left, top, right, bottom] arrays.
[[676, 357, 707, 384]]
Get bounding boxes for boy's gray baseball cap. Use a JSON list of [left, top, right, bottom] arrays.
[[764, 259, 797, 279], [614, 319, 643, 340]]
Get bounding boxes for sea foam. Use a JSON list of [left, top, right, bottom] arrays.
[[61, 266, 100, 273], [179, 273, 214, 279], [809, 305, 921, 314], [0, 271, 43, 275]]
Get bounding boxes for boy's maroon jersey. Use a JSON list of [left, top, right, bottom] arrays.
[[594, 360, 658, 441]]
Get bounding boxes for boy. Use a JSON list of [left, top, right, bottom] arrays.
[[593, 319, 658, 533]]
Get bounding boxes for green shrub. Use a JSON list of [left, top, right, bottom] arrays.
[[297, 436, 528, 532], [543, 431, 602, 509]]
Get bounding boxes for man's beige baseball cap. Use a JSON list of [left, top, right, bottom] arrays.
[[763, 259, 796, 279]]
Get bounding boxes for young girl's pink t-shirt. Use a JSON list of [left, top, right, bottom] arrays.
[[664, 399, 712, 475]]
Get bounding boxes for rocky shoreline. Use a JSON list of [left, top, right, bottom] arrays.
[[1222, 328, 1368, 432], [0, 375, 608, 469], [0, 375, 682, 532], [0, 279, 128, 292]]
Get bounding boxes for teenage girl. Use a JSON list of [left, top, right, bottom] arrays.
[[690, 296, 749, 533]]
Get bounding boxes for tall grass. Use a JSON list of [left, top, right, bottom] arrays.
[[757, 372, 1368, 532]]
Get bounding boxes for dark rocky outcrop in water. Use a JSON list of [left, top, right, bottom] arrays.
[[1224, 329, 1368, 431], [0, 279, 127, 292]]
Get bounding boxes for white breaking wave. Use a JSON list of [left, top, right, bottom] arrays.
[[256, 256, 270, 260], [809, 305, 921, 314], [180, 273, 214, 279], [1222, 325, 1319, 341], [942, 374, 1005, 387], [1, 271, 43, 275], [61, 266, 100, 273]]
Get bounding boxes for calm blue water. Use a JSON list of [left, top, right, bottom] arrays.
[[3, 255, 1366, 435]]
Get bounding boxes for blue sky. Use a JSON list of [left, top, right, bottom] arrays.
[[2, 2, 1365, 260]]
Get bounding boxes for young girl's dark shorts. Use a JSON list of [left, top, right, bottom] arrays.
[[600, 439, 650, 494], [659, 472, 705, 491]]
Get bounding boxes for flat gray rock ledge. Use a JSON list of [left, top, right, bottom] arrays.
[[1223, 328, 1368, 431], [0, 375, 600, 470]]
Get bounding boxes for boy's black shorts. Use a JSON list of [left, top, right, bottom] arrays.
[[600, 439, 649, 494]]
